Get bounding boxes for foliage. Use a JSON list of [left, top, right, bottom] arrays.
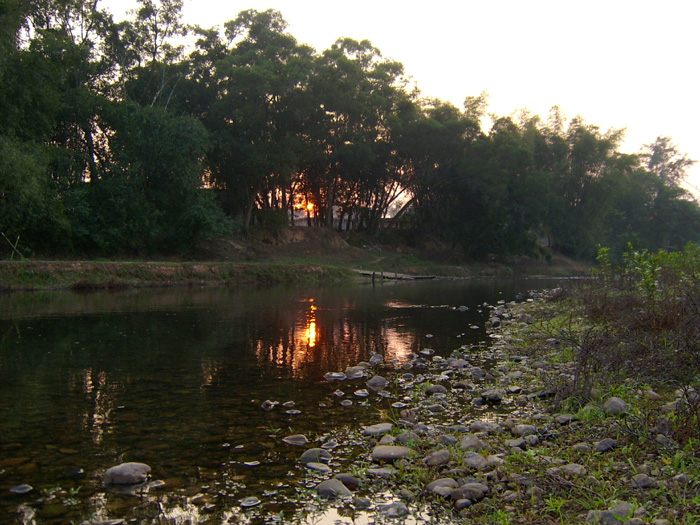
[[2, 0, 699, 258]]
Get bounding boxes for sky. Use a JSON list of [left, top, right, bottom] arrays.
[[105, 0, 700, 192]]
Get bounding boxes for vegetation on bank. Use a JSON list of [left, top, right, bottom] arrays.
[[473, 243, 700, 523], [2, 1, 699, 263]]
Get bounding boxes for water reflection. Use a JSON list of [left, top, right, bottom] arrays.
[[0, 279, 563, 524]]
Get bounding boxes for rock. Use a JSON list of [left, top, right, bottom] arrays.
[[609, 501, 633, 519], [353, 496, 372, 509], [426, 384, 448, 395], [378, 434, 396, 445], [369, 354, 384, 366], [524, 434, 539, 446], [594, 438, 617, 453], [427, 403, 445, 413], [300, 448, 332, 465], [306, 462, 332, 473], [586, 510, 626, 524], [450, 485, 486, 502], [512, 424, 537, 437], [464, 451, 488, 470], [324, 372, 347, 381], [103, 462, 151, 485], [470, 421, 500, 433], [554, 414, 576, 425], [379, 501, 409, 518], [367, 466, 397, 477], [316, 479, 352, 499], [438, 435, 458, 446], [345, 366, 366, 379], [396, 431, 422, 447], [333, 473, 360, 491], [9, 484, 33, 495], [260, 399, 278, 411], [282, 434, 309, 446], [506, 438, 527, 449], [372, 445, 412, 462], [604, 397, 628, 415], [426, 478, 459, 493], [363, 422, 393, 436], [481, 389, 503, 403], [454, 498, 472, 510], [239, 496, 261, 507], [366, 375, 389, 391], [459, 434, 489, 451], [631, 473, 659, 489], [424, 449, 451, 467], [572, 442, 592, 453]]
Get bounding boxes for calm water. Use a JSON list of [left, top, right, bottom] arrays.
[[0, 279, 560, 524]]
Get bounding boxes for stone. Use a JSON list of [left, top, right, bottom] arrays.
[[316, 479, 352, 499], [378, 434, 395, 445], [426, 478, 459, 493], [604, 397, 628, 415], [366, 375, 388, 391], [554, 414, 576, 425], [363, 422, 393, 436], [396, 431, 422, 447], [324, 372, 347, 381], [631, 473, 658, 489], [306, 462, 332, 473], [470, 420, 500, 433], [239, 497, 261, 508], [372, 445, 412, 462], [464, 451, 488, 470], [609, 501, 633, 519], [300, 448, 332, 465], [345, 366, 366, 379], [367, 466, 397, 477], [103, 462, 151, 485], [460, 434, 489, 451], [333, 473, 360, 491], [379, 502, 409, 518], [450, 486, 486, 502], [426, 384, 448, 395], [572, 442, 592, 453], [9, 484, 33, 495], [506, 438, 526, 449], [481, 389, 503, 403], [282, 434, 309, 446], [512, 424, 537, 437], [438, 434, 458, 446], [424, 449, 451, 467], [353, 496, 372, 509], [594, 438, 617, 453]]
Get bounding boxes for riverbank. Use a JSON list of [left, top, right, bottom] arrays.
[[277, 289, 699, 524]]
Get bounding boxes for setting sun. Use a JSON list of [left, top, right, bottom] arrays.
[[306, 202, 314, 212]]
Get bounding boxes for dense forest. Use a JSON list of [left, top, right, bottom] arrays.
[[2, 0, 699, 260]]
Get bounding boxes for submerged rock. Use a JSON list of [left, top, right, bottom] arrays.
[[103, 462, 151, 485], [282, 434, 309, 446], [366, 375, 389, 391], [300, 448, 332, 465]]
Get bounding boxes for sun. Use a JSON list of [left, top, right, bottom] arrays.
[[306, 202, 314, 212]]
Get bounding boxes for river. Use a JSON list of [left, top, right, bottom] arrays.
[[0, 278, 562, 524]]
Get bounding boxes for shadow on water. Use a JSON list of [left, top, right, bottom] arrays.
[[0, 278, 563, 523]]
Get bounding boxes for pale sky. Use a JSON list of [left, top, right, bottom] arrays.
[[105, 0, 700, 192]]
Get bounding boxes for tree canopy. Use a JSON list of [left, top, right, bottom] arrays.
[[2, 1, 698, 259]]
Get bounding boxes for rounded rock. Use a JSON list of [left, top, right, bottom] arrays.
[[372, 445, 412, 462]]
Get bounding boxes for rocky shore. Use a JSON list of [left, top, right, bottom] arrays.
[[275, 290, 698, 524]]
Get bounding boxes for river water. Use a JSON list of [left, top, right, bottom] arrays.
[[0, 278, 561, 524]]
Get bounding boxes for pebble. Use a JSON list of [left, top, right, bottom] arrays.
[[300, 448, 332, 465], [9, 484, 33, 495], [379, 501, 409, 518], [282, 434, 309, 446], [316, 479, 352, 499], [372, 445, 412, 462], [424, 449, 451, 467], [239, 497, 261, 508], [363, 423, 393, 436], [594, 438, 617, 453]]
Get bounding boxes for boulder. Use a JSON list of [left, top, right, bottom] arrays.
[[103, 462, 151, 485]]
